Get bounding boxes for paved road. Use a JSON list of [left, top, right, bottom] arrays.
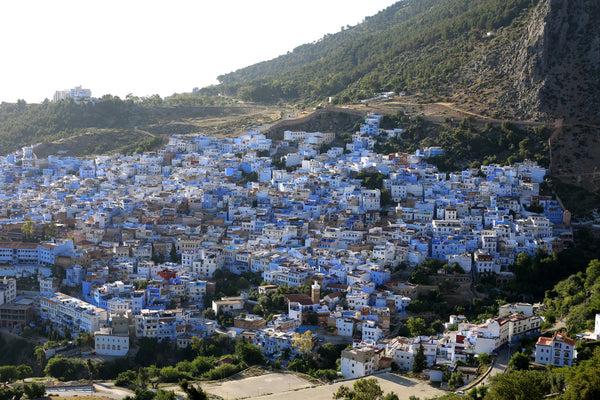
[[477, 344, 512, 387], [93, 382, 135, 399]]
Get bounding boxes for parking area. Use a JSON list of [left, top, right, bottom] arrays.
[[199, 372, 311, 399], [198, 372, 446, 400]]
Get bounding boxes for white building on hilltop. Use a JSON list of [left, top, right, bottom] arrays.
[[53, 86, 92, 104]]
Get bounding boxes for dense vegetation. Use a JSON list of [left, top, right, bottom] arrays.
[[211, 0, 538, 103], [0, 335, 35, 367], [0, 93, 245, 155], [542, 259, 600, 336], [0, 97, 148, 152], [418, 347, 600, 399], [373, 112, 549, 170]]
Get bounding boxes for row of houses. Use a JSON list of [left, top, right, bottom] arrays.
[[0, 112, 573, 363], [339, 305, 582, 379]]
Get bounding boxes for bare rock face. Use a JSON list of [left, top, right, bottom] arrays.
[[462, 0, 600, 124], [544, 0, 600, 123]]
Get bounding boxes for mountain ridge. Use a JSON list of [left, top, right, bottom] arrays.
[[208, 0, 600, 193], [212, 0, 600, 126]]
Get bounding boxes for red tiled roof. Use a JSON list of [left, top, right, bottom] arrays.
[[553, 332, 576, 347], [536, 336, 552, 346]]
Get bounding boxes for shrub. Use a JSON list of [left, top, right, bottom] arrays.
[[44, 356, 87, 381], [23, 383, 46, 399], [115, 370, 137, 387], [313, 369, 338, 381], [201, 363, 240, 381]]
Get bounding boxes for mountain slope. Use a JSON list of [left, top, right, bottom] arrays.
[[212, 0, 600, 126], [209, 0, 600, 194], [213, 0, 536, 103], [460, 0, 600, 123]]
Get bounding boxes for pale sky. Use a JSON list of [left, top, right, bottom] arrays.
[[0, 0, 398, 104]]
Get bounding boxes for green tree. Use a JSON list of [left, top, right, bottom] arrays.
[[155, 390, 176, 400], [468, 385, 488, 400], [0, 366, 17, 382], [160, 366, 183, 383], [170, 244, 179, 263], [179, 379, 208, 400], [137, 367, 149, 389], [44, 356, 87, 381], [412, 342, 426, 373], [0, 386, 23, 400], [34, 346, 45, 367], [235, 342, 265, 365], [87, 359, 97, 384], [21, 221, 35, 241], [486, 370, 552, 400], [477, 352, 491, 365], [124, 389, 156, 400], [448, 370, 464, 389], [115, 370, 137, 387], [380, 189, 394, 208], [22, 383, 46, 399], [405, 317, 427, 337], [191, 356, 214, 376], [334, 378, 383, 400], [217, 313, 233, 327], [43, 221, 58, 240], [292, 330, 313, 360], [562, 348, 600, 400], [16, 365, 32, 382], [318, 342, 342, 370], [585, 259, 600, 290], [508, 351, 530, 371], [75, 331, 95, 348], [191, 336, 205, 356], [203, 308, 216, 320], [306, 311, 319, 325]]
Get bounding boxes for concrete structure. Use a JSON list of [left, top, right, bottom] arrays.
[[234, 314, 265, 330], [0, 277, 17, 305], [535, 332, 575, 367], [212, 296, 245, 316], [0, 300, 34, 328], [40, 293, 107, 332], [498, 303, 534, 317], [341, 346, 376, 378], [95, 327, 129, 356]]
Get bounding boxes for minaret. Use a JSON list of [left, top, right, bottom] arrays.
[[311, 281, 320, 304]]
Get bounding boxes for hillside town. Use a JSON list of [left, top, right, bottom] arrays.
[[0, 112, 591, 385]]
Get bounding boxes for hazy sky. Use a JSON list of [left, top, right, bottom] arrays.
[[0, 0, 397, 103]]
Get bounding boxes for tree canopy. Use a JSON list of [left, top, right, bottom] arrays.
[[334, 378, 383, 400]]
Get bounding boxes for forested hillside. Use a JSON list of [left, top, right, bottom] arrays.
[[212, 0, 600, 127], [543, 259, 600, 336], [0, 95, 270, 156], [213, 0, 537, 104], [0, 97, 144, 151]]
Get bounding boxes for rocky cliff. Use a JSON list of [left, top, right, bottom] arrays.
[[462, 0, 600, 124]]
